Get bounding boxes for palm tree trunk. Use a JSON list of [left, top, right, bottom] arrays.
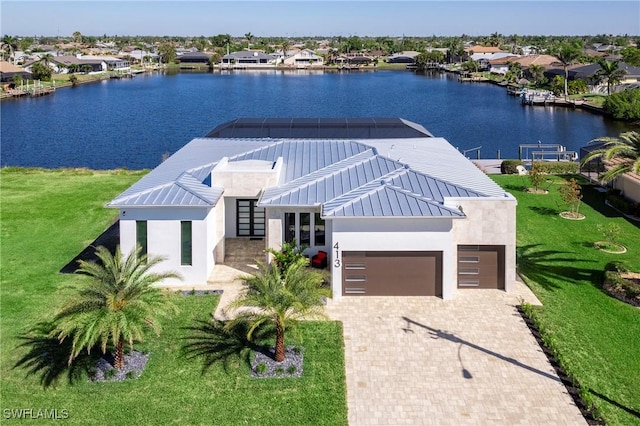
[[114, 337, 125, 369], [274, 321, 285, 362], [564, 67, 569, 100]]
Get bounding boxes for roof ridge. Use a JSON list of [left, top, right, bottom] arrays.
[[324, 181, 465, 218], [108, 180, 176, 205], [393, 166, 489, 198], [383, 184, 466, 215], [321, 168, 407, 216], [174, 172, 222, 205]]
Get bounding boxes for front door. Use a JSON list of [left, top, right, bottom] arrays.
[[236, 199, 265, 237]]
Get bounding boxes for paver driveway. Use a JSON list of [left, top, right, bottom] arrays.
[[324, 284, 586, 425]]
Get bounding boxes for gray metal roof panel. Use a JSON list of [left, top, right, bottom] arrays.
[[107, 138, 274, 207], [231, 140, 372, 181], [260, 154, 404, 206], [363, 138, 512, 198], [324, 184, 465, 218]]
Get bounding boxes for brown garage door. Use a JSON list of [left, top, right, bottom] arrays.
[[342, 251, 442, 296], [457, 245, 505, 289]]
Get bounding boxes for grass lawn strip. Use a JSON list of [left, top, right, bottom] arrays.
[[492, 174, 640, 425], [0, 168, 347, 425]]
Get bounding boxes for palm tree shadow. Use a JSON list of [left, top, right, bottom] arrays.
[[517, 244, 599, 291], [13, 321, 100, 388], [589, 388, 640, 419], [181, 319, 274, 374]]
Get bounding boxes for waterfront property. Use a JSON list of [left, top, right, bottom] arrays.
[[107, 118, 517, 299], [221, 51, 277, 67]]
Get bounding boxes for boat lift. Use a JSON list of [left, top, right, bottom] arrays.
[[519, 142, 578, 163]]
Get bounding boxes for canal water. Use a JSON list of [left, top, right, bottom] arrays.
[[0, 70, 632, 170]]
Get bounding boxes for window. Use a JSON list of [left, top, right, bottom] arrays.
[[284, 212, 324, 246], [136, 220, 147, 258], [314, 213, 325, 246], [284, 213, 296, 243], [181, 221, 192, 266], [299, 213, 310, 245]]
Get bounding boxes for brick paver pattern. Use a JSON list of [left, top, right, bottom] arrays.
[[324, 285, 586, 426]]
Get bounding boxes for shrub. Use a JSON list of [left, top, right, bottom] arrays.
[[501, 159, 524, 174], [603, 88, 640, 121], [275, 367, 284, 376], [539, 162, 579, 174], [125, 371, 136, 379], [255, 363, 267, 374], [286, 365, 297, 374], [266, 240, 308, 273], [605, 261, 629, 273]]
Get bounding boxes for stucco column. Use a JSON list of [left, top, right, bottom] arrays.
[[266, 209, 282, 264]]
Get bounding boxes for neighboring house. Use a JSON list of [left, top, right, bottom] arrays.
[[387, 51, 420, 64], [488, 56, 519, 74], [581, 142, 640, 203], [282, 49, 324, 68], [178, 52, 212, 64], [125, 49, 159, 63], [107, 118, 517, 300], [221, 51, 276, 66], [544, 62, 640, 88], [49, 55, 129, 73], [510, 54, 561, 70], [0, 61, 32, 83]]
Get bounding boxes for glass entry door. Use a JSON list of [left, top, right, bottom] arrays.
[[236, 199, 265, 237]]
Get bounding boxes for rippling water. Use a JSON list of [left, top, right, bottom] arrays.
[[0, 70, 632, 170]]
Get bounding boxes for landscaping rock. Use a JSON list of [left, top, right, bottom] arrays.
[[91, 350, 149, 382], [251, 346, 303, 378]]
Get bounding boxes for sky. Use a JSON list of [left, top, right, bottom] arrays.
[[1, 1, 639, 38]]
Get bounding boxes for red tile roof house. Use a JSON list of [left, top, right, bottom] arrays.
[[106, 118, 517, 299]]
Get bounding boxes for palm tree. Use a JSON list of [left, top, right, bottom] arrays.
[[528, 64, 545, 86], [280, 39, 291, 58], [226, 257, 328, 362], [553, 43, 582, 99], [581, 131, 640, 182], [244, 32, 254, 49], [52, 245, 180, 369], [595, 59, 627, 95], [2, 35, 18, 64]]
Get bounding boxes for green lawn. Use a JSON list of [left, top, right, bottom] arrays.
[[0, 168, 347, 425], [492, 174, 640, 425]]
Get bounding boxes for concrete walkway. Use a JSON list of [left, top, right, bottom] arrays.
[[324, 283, 586, 425]]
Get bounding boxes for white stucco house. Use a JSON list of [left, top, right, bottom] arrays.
[[107, 118, 517, 300]]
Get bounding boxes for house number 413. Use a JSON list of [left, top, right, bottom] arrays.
[[333, 242, 341, 268]]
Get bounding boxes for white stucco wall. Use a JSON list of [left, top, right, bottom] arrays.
[[330, 218, 455, 299], [613, 174, 640, 203], [118, 206, 217, 286]]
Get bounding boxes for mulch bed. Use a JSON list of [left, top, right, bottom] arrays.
[[516, 306, 604, 425]]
